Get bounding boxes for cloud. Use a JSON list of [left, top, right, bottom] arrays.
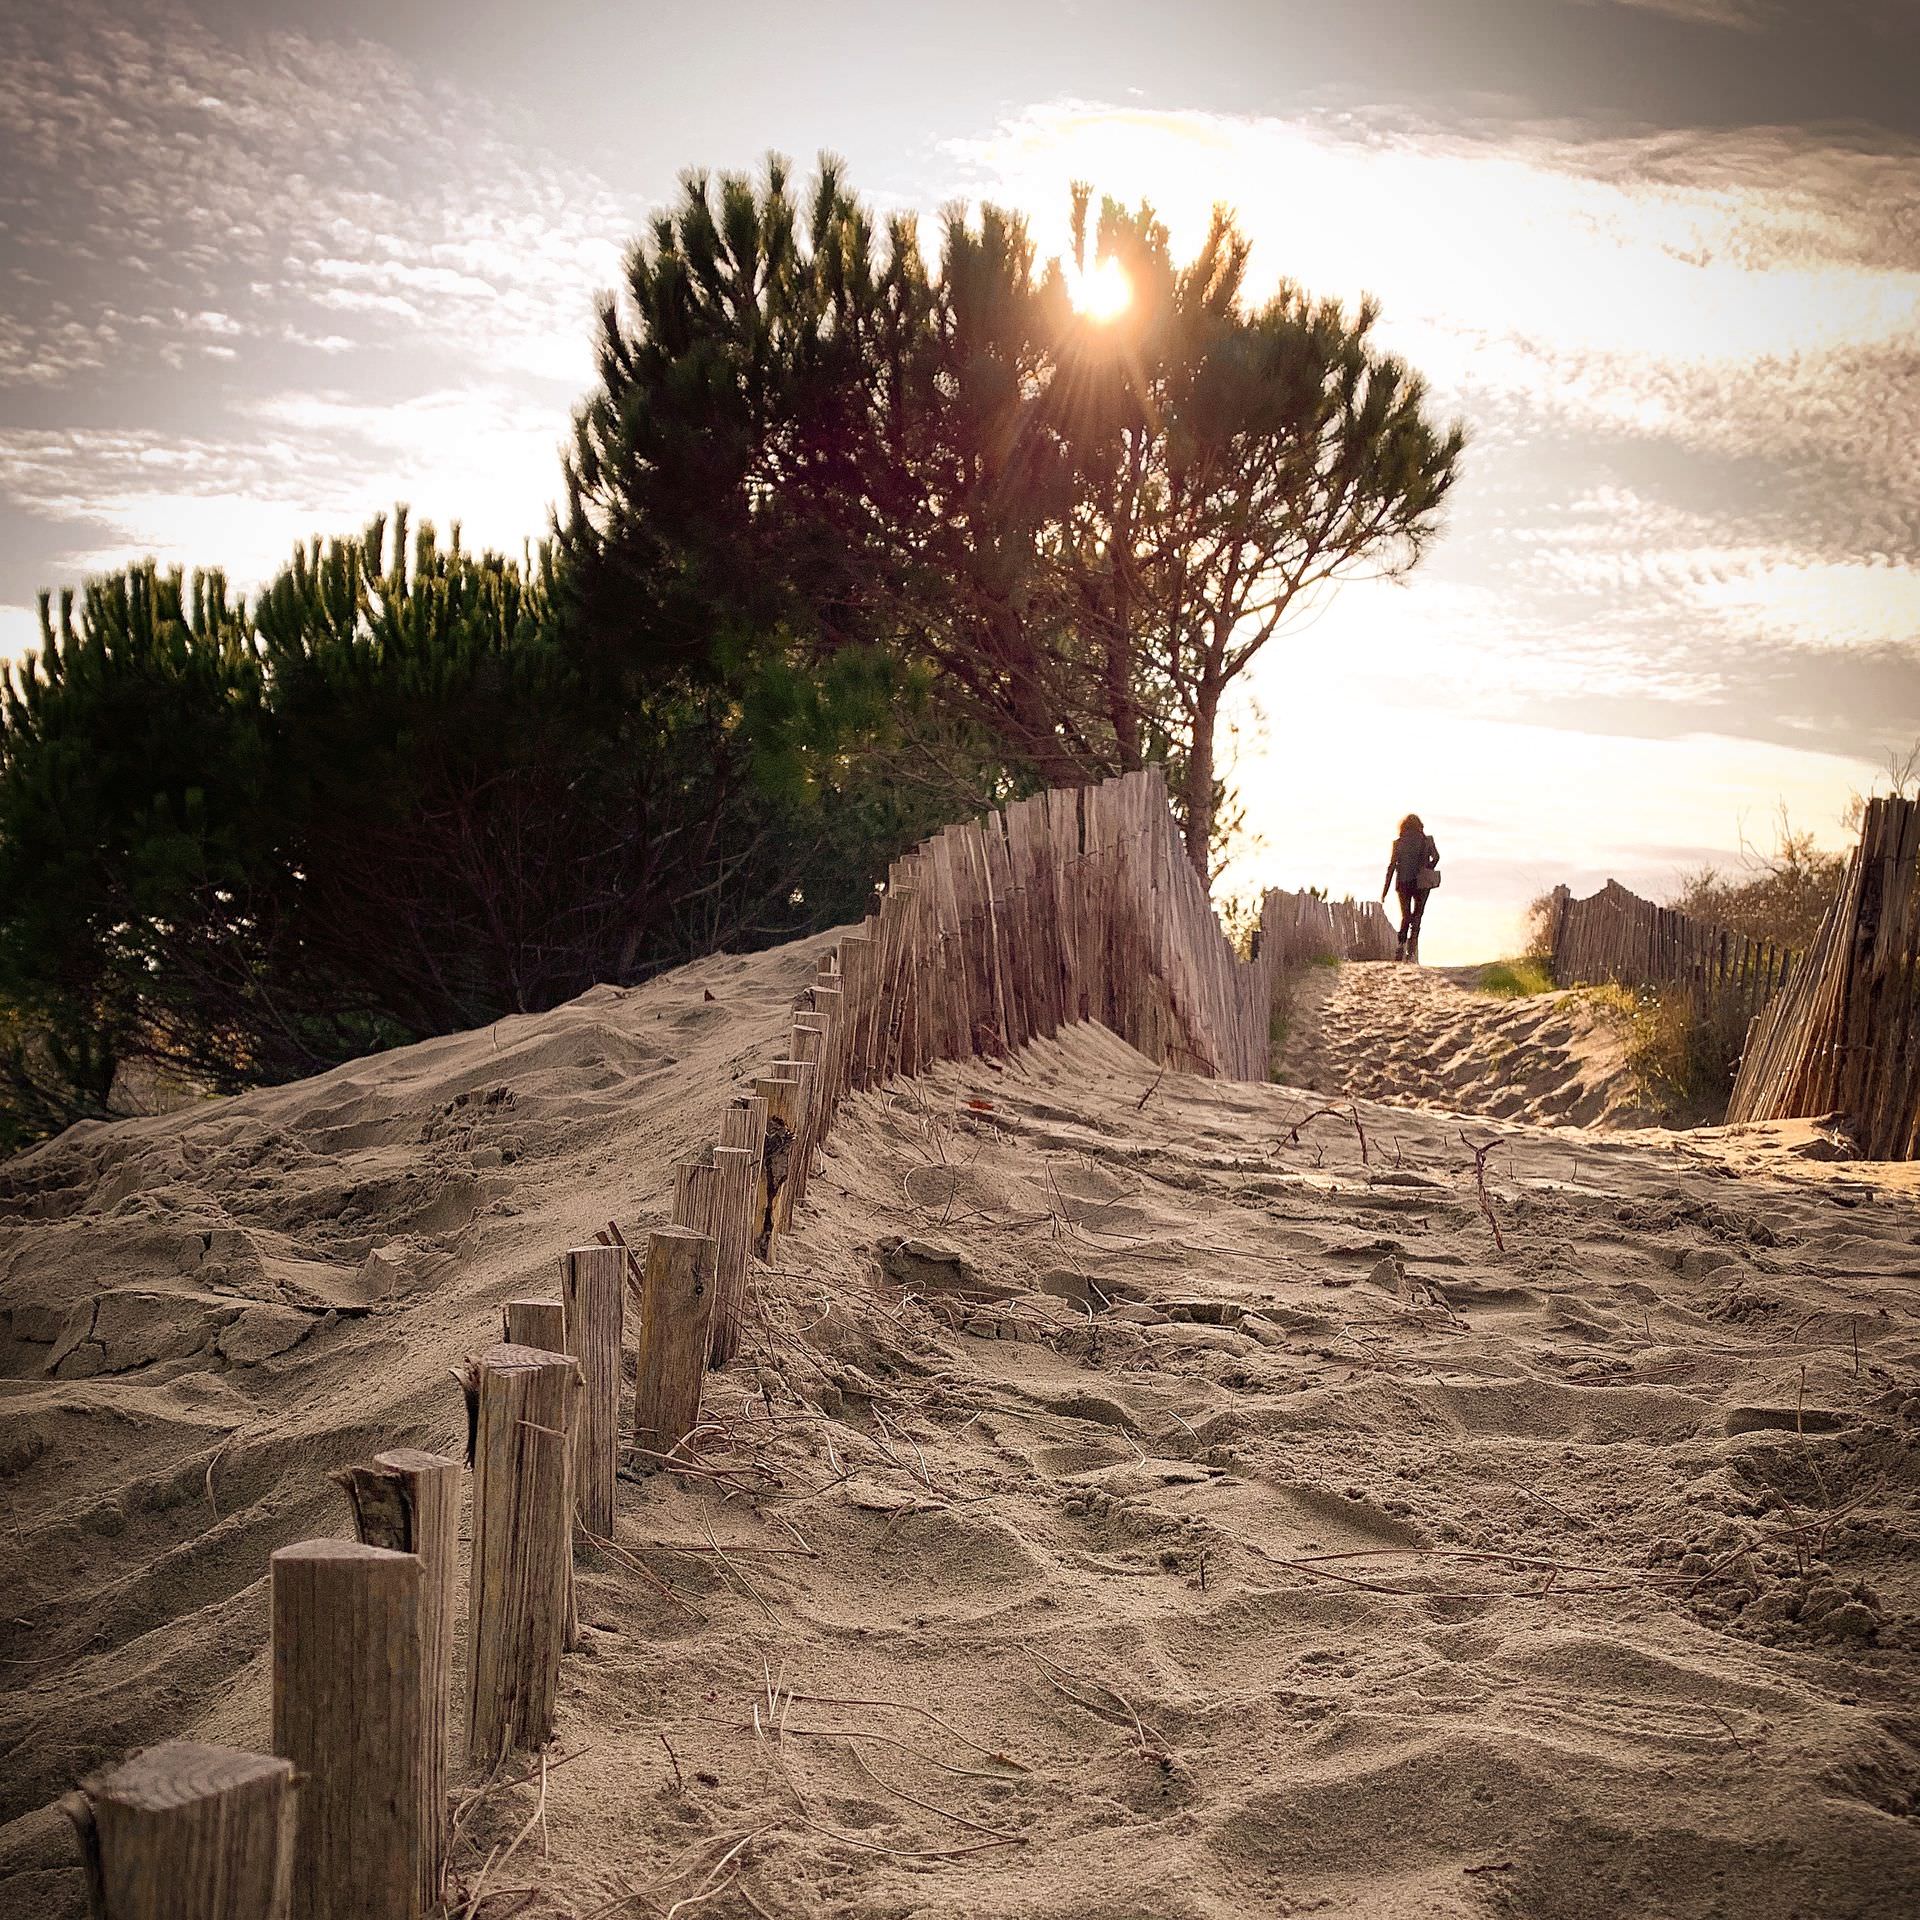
[[1591, 0, 1917, 36], [0, 0, 635, 606], [0, 0, 635, 395], [0, 603, 42, 667], [3, 26, 1913, 823], [1689, 556, 1920, 649], [1595, 0, 1777, 27], [1507, 489, 1920, 641], [0, 385, 568, 590]]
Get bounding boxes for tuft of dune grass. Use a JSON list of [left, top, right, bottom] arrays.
[[1577, 980, 1746, 1125], [1475, 956, 1556, 998]]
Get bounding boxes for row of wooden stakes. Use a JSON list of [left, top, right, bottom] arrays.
[[1546, 877, 1796, 1023], [59, 933, 851, 1920], [1255, 888, 1398, 969]]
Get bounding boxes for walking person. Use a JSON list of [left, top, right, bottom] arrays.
[[1382, 814, 1441, 962]]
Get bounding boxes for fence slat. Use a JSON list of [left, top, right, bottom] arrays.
[[561, 1246, 625, 1540], [332, 1449, 459, 1910], [272, 1540, 427, 1920], [1729, 796, 1920, 1157], [632, 1225, 718, 1464], [463, 1344, 580, 1764]]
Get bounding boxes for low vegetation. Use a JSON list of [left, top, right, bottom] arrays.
[[1582, 981, 1753, 1125], [1475, 956, 1555, 998], [1267, 988, 1295, 1079], [1514, 794, 1912, 1131], [0, 519, 957, 1153], [1669, 813, 1846, 952]]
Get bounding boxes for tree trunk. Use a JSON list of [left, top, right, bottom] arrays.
[[1180, 683, 1221, 878]]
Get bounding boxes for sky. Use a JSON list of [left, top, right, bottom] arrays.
[[2, 0, 1916, 962]]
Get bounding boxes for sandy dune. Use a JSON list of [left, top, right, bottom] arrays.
[[1279, 960, 1658, 1129], [2, 938, 1918, 1917]]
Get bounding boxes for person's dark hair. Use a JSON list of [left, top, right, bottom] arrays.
[[1398, 813, 1423, 839]]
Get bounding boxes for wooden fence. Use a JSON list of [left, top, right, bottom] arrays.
[[792, 764, 1286, 1094], [1727, 796, 1920, 1160], [65, 764, 1353, 1918], [1548, 877, 1795, 1031], [1257, 887, 1398, 968], [740, 768, 1394, 1127]]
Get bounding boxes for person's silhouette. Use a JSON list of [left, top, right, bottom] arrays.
[[1381, 814, 1441, 962]]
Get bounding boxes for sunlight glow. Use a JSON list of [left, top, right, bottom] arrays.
[[1068, 253, 1132, 322], [958, 103, 1920, 365]]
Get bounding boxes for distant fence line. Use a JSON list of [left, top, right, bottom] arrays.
[[1257, 888, 1398, 970], [1547, 877, 1795, 1032], [1728, 795, 1920, 1161], [761, 767, 1391, 1110]]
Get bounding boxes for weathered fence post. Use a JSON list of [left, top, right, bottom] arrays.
[[763, 1058, 817, 1230], [271, 1539, 427, 1920], [671, 1153, 721, 1241], [632, 1225, 718, 1465], [750, 1073, 801, 1250], [706, 1144, 758, 1368], [463, 1343, 581, 1764], [1728, 794, 1920, 1157], [806, 981, 847, 1133], [560, 1246, 624, 1538], [61, 1742, 297, 1920], [712, 1096, 769, 1363], [332, 1448, 460, 1909], [482, 1311, 576, 1644], [502, 1297, 565, 1351]]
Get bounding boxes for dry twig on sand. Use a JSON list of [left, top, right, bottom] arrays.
[[764, 1724, 1026, 1781], [703, 1518, 779, 1622], [1461, 1133, 1507, 1253], [845, 1744, 1022, 1843], [1231, 1535, 1757, 1602], [779, 1691, 1025, 1767], [1278, 1103, 1372, 1163], [450, 1745, 592, 1849], [1029, 1650, 1161, 1755], [457, 1748, 552, 1920], [575, 1831, 764, 1920], [795, 1814, 1021, 1861], [1706, 1707, 1760, 1764], [577, 1528, 708, 1622]]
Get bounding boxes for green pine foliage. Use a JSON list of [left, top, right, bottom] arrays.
[[0, 563, 273, 1141], [0, 510, 949, 1150]]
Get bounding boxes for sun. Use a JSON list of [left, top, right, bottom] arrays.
[[1068, 253, 1132, 322]]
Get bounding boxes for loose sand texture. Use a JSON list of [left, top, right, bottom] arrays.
[[2, 937, 1918, 1918], [1278, 959, 1661, 1130]]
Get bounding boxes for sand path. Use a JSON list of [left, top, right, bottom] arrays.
[[1278, 959, 1656, 1129], [2, 945, 1917, 1918]]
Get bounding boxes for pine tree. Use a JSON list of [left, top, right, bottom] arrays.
[[0, 561, 270, 1135], [564, 158, 1463, 873]]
